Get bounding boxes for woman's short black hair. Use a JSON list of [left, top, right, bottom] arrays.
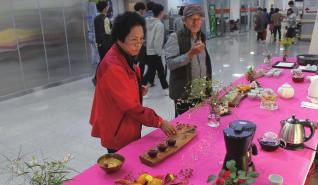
[[152, 3, 164, 17], [134, 2, 146, 12], [288, 1, 294, 6], [111, 12, 146, 42], [96, 1, 108, 12], [275, 8, 280, 13]]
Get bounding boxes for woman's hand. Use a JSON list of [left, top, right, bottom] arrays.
[[142, 85, 149, 96], [160, 120, 177, 136]]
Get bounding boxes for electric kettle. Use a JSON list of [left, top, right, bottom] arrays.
[[279, 115, 315, 150], [308, 75, 318, 104]]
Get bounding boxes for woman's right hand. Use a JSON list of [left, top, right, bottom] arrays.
[[160, 120, 177, 136]]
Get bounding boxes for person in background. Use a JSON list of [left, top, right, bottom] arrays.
[[286, 8, 297, 39], [142, 3, 169, 94], [262, 8, 269, 41], [90, 12, 176, 153], [94, 1, 112, 60], [174, 6, 185, 32], [255, 7, 266, 41], [134, 2, 147, 76], [288, 1, 298, 17], [145, 1, 155, 18], [134, 2, 146, 16], [271, 8, 284, 41], [164, 4, 212, 117], [269, 8, 275, 35]]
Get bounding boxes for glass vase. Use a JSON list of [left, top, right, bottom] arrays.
[[208, 104, 220, 128], [283, 48, 288, 61]]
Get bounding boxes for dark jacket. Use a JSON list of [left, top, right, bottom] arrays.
[[94, 14, 112, 50], [165, 28, 212, 100]]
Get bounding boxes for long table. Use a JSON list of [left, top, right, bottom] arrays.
[[66, 57, 318, 185]]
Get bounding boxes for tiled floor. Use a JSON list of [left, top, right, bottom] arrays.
[[0, 32, 315, 184]]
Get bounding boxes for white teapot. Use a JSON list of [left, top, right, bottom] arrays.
[[277, 83, 295, 99], [308, 76, 318, 103]]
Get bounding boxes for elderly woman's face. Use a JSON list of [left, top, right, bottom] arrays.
[[121, 25, 144, 56], [184, 14, 203, 34]]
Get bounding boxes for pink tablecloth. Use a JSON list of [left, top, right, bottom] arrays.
[[66, 57, 318, 185]]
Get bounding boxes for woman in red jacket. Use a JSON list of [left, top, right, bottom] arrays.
[[90, 12, 176, 153]]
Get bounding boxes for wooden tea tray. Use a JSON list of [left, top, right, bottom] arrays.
[[139, 123, 197, 167], [228, 93, 247, 107], [222, 87, 247, 107]]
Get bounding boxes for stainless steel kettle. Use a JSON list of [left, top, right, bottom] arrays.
[[279, 115, 315, 150]]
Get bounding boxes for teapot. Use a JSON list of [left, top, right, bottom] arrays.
[[279, 115, 315, 150], [277, 83, 294, 99], [308, 75, 318, 103]]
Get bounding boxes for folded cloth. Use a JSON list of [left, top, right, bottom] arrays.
[[301, 101, 318, 110]]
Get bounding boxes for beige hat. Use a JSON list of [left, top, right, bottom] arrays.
[[183, 4, 205, 18]]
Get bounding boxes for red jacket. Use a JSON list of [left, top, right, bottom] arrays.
[[90, 44, 162, 150]]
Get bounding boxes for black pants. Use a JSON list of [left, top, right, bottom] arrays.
[[273, 25, 281, 40], [286, 27, 295, 38], [107, 148, 117, 154], [137, 45, 147, 77], [142, 55, 168, 89], [257, 31, 265, 41], [98, 44, 110, 61]]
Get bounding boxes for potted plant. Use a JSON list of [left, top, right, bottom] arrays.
[[2, 151, 76, 185], [207, 160, 259, 185], [280, 38, 295, 61]]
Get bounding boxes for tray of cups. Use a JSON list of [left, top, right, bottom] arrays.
[[139, 123, 197, 167]]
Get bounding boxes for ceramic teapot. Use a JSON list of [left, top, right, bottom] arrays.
[[308, 76, 318, 103], [277, 83, 294, 99]]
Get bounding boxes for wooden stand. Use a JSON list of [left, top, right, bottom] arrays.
[[139, 123, 197, 167]]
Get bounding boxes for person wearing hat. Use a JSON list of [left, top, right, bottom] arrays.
[[164, 4, 212, 117]]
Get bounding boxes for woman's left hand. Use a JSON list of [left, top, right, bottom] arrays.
[[142, 85, 149, 96]]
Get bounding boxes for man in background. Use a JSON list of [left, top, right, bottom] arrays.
[[271, 8, 284, 41], [94, 1, 112, 60], [134, 2, 146, 16]]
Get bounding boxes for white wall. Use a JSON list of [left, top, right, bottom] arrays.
[[112, 0, 125, 16], [230, 0, 240, 20], [309, 13, 318, 54], [168, 0, 183, 10]]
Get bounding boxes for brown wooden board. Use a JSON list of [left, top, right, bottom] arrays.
[[222, 87, 248, 107], [139, 123, 197, 167], [228, 93, 247, 107]]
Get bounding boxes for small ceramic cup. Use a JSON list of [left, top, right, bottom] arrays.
[[268, 174, 283, 185]]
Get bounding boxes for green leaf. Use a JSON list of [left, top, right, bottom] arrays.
[[230, 172, 236, 179], [246, 178, 255, 184], [207, 174, 216, 183], [238, 170, 245, 175], [249, 171, 259, 178], [226, 160, 236, 170], [239, 172, 246, 180]]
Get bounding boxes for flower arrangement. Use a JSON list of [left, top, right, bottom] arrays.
[[115, 168, 193, 185], [178, 76, 225, 107], [280, 38, 295, 61], [245, 66, 257, 82], [2, 151, 76, 185], [207, 160, 259, 185]]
